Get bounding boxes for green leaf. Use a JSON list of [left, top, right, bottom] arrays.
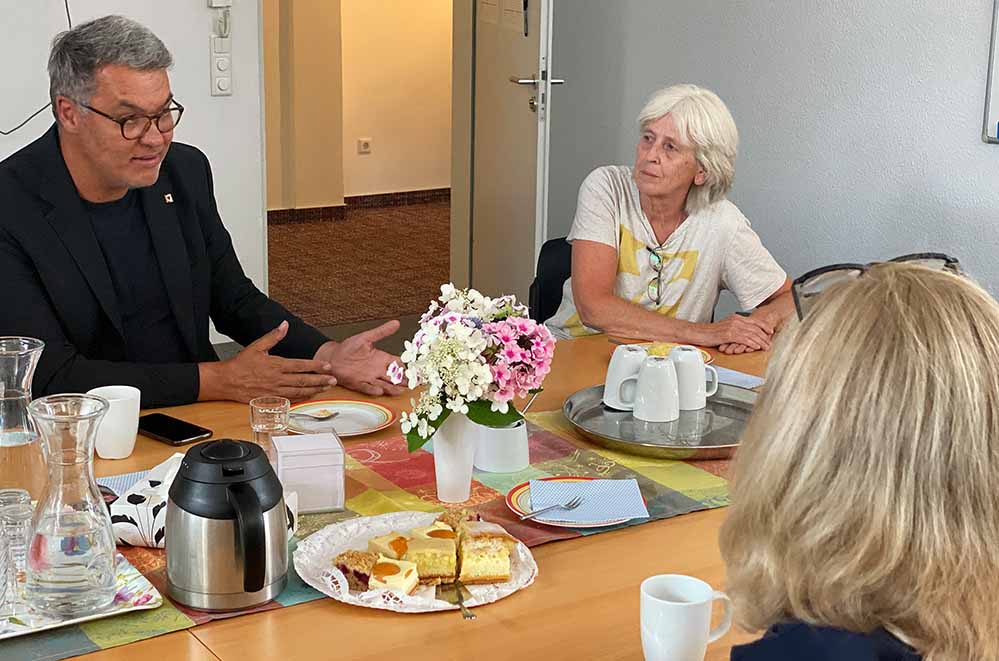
[[465, 399, 524, 428], [406, 408, 452, 452]]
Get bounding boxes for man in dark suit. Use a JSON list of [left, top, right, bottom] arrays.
[[0, 15, 403, 407]]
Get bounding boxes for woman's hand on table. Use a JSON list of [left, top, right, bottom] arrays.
[[718, 342, 755, 354], [701, 315, 774, 351]]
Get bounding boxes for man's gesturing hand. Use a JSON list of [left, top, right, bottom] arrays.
[[198, 321, 337, 402]]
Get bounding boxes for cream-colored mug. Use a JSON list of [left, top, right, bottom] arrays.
[[668, 345, 719, 411]]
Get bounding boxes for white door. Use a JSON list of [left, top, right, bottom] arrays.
[[470, 0, 560, 301]]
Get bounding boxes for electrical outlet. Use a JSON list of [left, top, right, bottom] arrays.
[[357, 138, 372, 154]]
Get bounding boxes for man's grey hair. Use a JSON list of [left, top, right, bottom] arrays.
[[48, 15, 173, 112]]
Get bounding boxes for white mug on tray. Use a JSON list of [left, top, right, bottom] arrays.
[[603, 344, 648, 410], [668, 345, 719, 411], [626, 356, 680, 423]]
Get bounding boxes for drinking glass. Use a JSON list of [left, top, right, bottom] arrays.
[[250, 396, 290, 462], [0, 488, 32, 612]]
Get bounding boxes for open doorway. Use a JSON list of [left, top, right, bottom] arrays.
[[261, 0, 452, 353]]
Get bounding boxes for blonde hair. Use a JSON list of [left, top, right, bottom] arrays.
[[719, 263, 999, 660], [637, 84, 738, 213]]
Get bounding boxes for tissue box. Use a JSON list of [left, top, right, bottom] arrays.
[[271, 432, 345, 513]]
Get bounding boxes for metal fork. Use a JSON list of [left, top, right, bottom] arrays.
[[520, 495, 584, 521], [455, 580, 476, 620]]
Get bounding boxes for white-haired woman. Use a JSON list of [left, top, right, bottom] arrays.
[[721, 259, 999, 660], [546, 84, 792, 353]]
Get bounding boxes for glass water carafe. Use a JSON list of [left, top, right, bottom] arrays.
[[0, 337, 46, 500], [25, 394, 116, 616]]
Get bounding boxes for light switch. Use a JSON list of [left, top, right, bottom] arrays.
[[210, 36, 233, 96]]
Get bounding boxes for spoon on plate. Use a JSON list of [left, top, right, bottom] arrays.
[[290, 409, 340, 422]]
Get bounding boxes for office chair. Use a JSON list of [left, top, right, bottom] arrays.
[[529, 237, 572, 323]]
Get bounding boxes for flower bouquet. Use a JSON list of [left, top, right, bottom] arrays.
[[388, 284, 556, 449], [387, 285, 556, 500]]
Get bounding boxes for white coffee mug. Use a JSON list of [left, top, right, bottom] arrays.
[[640, 574, 732, 661], [668, 345, 719, 411], [86, 385, 141, 459], [627, 356, 680, 423], [604, 344, 649, 410]]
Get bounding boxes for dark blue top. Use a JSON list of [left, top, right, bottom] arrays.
[[731, 621, 921, 660], [87, 190, 190, 364]]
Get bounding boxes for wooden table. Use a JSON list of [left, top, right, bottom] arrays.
[[85, 335, 768, 661]]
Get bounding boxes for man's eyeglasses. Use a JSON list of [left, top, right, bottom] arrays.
[[792, 252, 962, 320], [79, 99, 185, 140]]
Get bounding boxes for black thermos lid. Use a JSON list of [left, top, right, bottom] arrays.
[[169, 439, 283, 519]]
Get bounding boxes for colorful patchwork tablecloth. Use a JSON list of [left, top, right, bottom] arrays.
[[2, 411, 730, 660]]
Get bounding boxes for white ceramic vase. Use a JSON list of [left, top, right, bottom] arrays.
[[473, 419, 530, 473], [431, 414, 478, 503]]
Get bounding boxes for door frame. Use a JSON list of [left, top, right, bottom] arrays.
[[451, 0, 554, 291], [450, 1, 475, 288]]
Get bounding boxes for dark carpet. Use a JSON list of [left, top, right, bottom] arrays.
[[267, 199, 450, 328]]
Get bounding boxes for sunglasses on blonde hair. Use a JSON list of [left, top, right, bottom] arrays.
[[792, 252, 962, 320]]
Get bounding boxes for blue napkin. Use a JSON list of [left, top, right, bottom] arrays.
[[715, 366, 764, 389], [528, 479, 649, 523]]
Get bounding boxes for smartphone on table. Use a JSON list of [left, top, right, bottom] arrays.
[[138, 413, 213, 446]]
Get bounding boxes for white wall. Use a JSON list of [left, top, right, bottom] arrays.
[[549, 0, 999, 298], [340, 0, 452, 197], [0, 0, 268, 309]]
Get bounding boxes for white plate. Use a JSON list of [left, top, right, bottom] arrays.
[[288, 399, 396, 437], [293, 511, 538, 613]]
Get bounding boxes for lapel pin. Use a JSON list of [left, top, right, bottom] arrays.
[[164, 193, 174, 204]]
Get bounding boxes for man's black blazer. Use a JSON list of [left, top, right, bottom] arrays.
[[0, 125, 328, 407]]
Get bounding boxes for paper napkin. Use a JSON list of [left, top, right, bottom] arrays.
[[715, 366, 765, 389], [106, 453, 184, 548], [527, 479, 649, 523]]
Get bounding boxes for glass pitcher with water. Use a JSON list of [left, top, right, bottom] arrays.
[[0, 337, 46, 499], [26, 394, 116, 615]]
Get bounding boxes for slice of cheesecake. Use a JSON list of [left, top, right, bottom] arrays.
[[368, 555, 420, 595], [457, 520, 519, 585], [367, 530, 410, 559], [404, 537, 457, 584]]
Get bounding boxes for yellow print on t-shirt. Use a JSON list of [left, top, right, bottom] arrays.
[[618, 225, 698, 317]]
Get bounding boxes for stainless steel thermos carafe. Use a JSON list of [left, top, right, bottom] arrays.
[[166, 439, 287, 610]]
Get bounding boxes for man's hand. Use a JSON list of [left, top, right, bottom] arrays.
[[314, 320, 406, 397], [702, 315, 774, 351], [198, 321, 337, 402]]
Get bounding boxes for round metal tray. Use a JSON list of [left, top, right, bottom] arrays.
[[562, 383, 756, 460]]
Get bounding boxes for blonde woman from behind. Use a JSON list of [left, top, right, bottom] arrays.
[[720, 263, 999, 661]]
